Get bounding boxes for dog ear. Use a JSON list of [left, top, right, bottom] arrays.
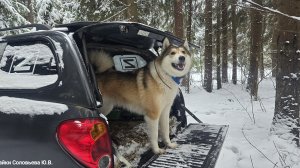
[[162, 38, 170, 50], [183, 39, 190, 51]]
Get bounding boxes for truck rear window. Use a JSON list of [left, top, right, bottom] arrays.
[[0, 42, 58, 89]]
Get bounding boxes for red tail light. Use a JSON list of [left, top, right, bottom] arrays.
[[57, 118, 113, 168]]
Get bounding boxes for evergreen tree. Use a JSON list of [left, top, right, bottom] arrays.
[[272, 0, 300, 145], [35, 0, 63, 25], [0, 0, 28, 28]]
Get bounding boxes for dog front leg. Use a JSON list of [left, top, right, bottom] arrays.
[[160, 105, 178, 149], [144, 116, 165, 154]]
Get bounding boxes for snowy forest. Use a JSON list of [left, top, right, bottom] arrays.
[[1, 0, 300, 167]]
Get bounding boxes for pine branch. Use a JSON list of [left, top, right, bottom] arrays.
[[100, 6, 129, 22]]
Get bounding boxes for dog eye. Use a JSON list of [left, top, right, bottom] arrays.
[[181, 50, 186, 54], [170, 52, 176, 55]]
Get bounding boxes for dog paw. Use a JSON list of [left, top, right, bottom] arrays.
[[167, 142, 178, 149], [153, 148, 166, 154]]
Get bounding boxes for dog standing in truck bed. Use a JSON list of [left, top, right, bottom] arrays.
[[89, 38, 192, 154]]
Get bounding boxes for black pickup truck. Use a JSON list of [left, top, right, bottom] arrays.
[[0, 22, 228, 168]]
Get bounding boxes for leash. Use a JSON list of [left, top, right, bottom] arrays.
[[180, 104, 203, 123], [153, 61, 183, 89], [154, 61, 172, 89]]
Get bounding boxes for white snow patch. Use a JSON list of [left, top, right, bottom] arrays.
[[283, 76, 289, 79], [2, 44, 55, 67], [183, 77, 300, 168], [290, 73, 298, 79], [99, 113, 108, 124], [0, 96, 68, 116], [0, 70, 58, 89], [52, 40, 64, 69]]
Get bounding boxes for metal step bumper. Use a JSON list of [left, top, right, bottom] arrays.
[[140, 124, 228, 168]]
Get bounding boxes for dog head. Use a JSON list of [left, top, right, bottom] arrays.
[[158, 38, 192, 77]]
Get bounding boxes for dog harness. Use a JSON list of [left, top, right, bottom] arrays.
[[172, 77, 182, 85]]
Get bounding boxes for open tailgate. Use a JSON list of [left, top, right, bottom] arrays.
[[139, 123, 228, 168]]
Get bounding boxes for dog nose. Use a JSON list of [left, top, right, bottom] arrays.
[[179, 56, 185, 62]]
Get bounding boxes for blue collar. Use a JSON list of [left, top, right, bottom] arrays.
[[172, 77, 182, 85]]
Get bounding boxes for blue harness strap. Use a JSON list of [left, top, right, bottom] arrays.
[[172, 77, 182, 85]]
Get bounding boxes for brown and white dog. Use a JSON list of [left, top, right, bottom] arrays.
[[90, 38, 192, 154]]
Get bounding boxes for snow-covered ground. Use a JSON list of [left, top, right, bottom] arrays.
[[184, 78, 300, 168]]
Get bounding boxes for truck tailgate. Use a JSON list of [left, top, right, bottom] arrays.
[[139, 124, 228, 168]]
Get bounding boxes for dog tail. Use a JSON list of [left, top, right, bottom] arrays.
[[89, 50, 114, 73]]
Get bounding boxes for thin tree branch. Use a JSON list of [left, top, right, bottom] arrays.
[[273, 141, 288, 167], [250, 155, 255, 168], [250, 94, 256, 124], [235, 4, 268, 13], [242, 125, 279, 167], [270, 76, 276, 90], [257, 96, 267, 113], [100, 6, 129, 22], [257, 65, 277, 85], [223, 88, 254, 123], [244, 0, 300, 22]]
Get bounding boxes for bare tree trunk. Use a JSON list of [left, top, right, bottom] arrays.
[[273, 0, 300, 145], [259, 17, 266, 79], [27, 0, 34, 23], [184, 0, 192, 93], [216, 0, 222, 89], [174, 0, 190, 92], [186, 0, 192, 44], [204, 0, 213, 92], [231, 0, 237, 84], [123, 0, 140, 22], [271, 17, 278, 77], [221, 0, 228, 83], [173, 0, 184, 39], [247, 0, 263, 101], [259, 46, 264, 79]]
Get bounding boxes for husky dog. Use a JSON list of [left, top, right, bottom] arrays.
[[91, 38, 192, 154]]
